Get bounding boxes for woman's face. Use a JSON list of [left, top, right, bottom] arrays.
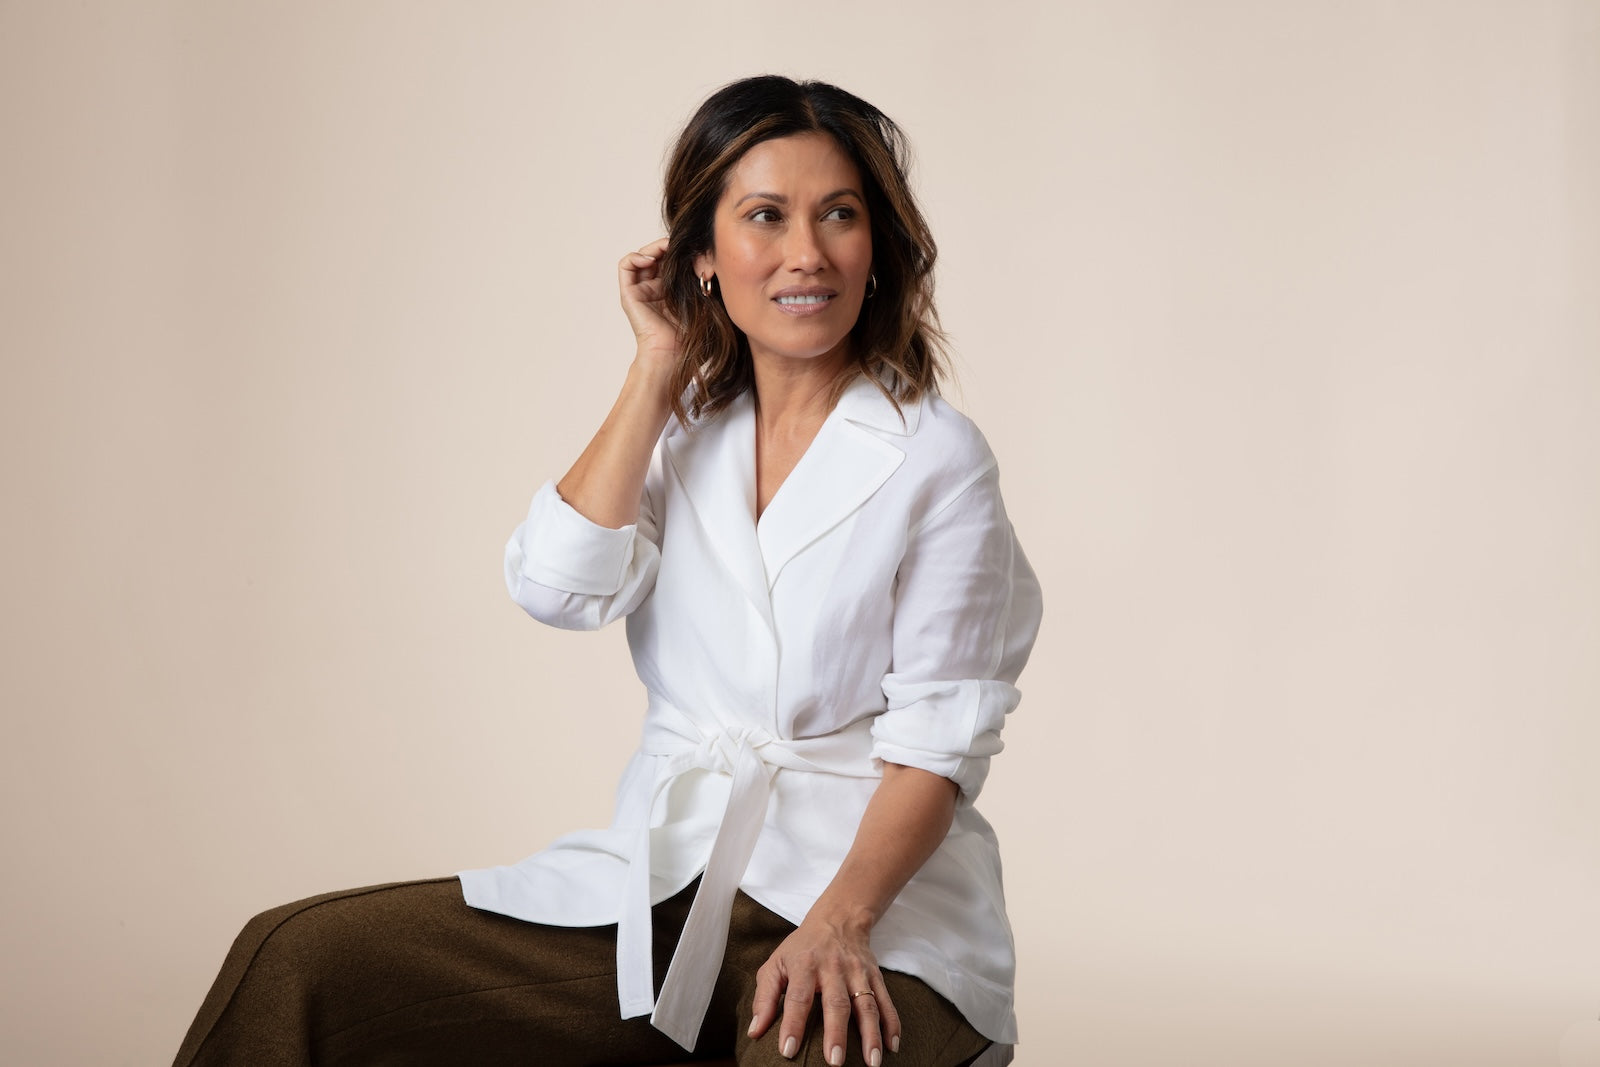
[[695, 132, 873, 370]]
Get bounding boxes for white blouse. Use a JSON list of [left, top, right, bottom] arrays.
[[459, 375, 1042, 1065]]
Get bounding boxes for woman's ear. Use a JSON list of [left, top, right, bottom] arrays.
[[693, 250, 714, 281]]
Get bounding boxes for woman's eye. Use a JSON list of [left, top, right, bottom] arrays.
[[749, 207, 781, 223], [823, 206, 855, 221]]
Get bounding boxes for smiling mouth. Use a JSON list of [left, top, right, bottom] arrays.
[[775, 294, 832, 306]]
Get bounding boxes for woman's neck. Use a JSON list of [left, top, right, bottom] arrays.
[[749, 347, 852, 436]]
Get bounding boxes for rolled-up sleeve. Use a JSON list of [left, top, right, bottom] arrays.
[[504, 473, 662, 631], [871, 463, 1042, 799]]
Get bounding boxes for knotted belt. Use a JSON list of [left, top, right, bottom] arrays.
[[617, 694, 880, 1050]]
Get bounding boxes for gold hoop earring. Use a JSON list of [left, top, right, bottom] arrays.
[[865, 273, 878, 299], [700, 275, 714, 297]]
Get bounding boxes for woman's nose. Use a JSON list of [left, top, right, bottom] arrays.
[[783, 221, 825, 272]]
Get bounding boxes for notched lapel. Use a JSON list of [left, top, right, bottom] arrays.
[[757, 379, 912, 588], [662, 394, 775, 632]]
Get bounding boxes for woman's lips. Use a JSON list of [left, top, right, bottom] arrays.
[[772, 289, 837, 315]]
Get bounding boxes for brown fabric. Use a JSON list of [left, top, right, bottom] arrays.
[[173, 877, 990, 1067]]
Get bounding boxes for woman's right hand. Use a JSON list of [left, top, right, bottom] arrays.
[[555, 240, 680, 527], [618, 237, 681, 374]]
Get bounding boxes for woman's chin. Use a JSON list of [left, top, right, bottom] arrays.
[[743, 330, 857, 369]]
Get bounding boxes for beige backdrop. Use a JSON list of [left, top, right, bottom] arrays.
[[3, 2, 1598, 1065]]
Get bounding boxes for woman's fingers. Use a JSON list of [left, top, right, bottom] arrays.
[[747, 958, 783, 1042], [776, 969, 887, 1067], [618, 238, 671, 283], [618, 239, 670, 289], [777, 968, 817, 1060], [830, 967, 894, 1067], [868, 968, 901, 1059], [814, 978, 853, 1066], [619, 237, 669, 265], [617, 248, 660, 291], [752, 926, 899, 1064], [617, 238, 680, 362], [839, 976, 883, 1067]]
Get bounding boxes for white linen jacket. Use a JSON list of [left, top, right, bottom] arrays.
[[459, 374, 1042, 1063]]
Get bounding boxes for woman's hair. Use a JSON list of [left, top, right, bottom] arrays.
[[658, 75, 946, 423]]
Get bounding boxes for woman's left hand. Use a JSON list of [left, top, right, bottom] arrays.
[[748, 912, 900, 1066]]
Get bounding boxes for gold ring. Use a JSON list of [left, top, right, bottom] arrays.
[[851, 990, 875, 999]]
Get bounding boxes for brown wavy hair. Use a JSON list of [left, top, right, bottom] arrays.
[[658, 76, 947, 424]]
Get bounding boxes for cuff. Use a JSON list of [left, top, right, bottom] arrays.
[[870, 677, 1018, 799], [506, 480, 639, 596]]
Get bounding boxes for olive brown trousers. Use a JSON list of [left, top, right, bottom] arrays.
[[172, 876, 991, 1067]]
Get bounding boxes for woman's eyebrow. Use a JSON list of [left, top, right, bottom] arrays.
[[732, 188, 864, 208]]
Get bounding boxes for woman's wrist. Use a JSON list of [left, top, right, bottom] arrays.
[[628, 344, 678, 385], [804, 895, 881, 940], [616, 354, 675, 418]]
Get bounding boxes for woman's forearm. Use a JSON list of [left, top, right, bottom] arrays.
[[555, 357, 675, 529], [805, 762, 958, 936]]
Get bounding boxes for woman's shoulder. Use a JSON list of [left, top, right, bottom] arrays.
[[905, 391, 999, 481], [918, 392, 995, 450]]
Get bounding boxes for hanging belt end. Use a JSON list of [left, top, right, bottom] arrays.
[[618, 994, 655, 1020], [650, 1008, 704, 1052]]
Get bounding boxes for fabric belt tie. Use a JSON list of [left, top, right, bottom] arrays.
[[617, 695, 879, 1050]]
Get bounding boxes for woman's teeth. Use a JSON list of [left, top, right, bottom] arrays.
[[776, 295, 830, 306]]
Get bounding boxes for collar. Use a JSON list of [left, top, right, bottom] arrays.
[[831, 371, 924, 437]]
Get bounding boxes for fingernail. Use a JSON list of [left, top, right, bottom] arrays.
[[783, 1035, 797, 1059], [829, 1046, 844, 1067], [869, 1049, 883, 1067], [891, 1034, 901, 1053], [748, 1018, 759, 1038]]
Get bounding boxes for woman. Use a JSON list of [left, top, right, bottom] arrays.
[[174, 76, 1040, 1067]]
